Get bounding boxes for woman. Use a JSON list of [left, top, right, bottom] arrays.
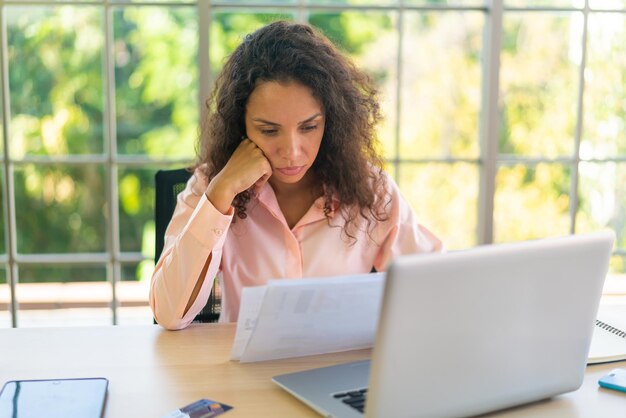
[[150, 21, 442, 330]]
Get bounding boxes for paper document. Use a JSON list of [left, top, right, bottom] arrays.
[[230, 285, 267, 360], [230, 272, 385, 363]]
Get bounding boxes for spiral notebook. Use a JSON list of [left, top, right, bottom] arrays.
[[588, 305, 626, 364]]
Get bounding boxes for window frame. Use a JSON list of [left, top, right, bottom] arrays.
[[0, 0, 620, 327]]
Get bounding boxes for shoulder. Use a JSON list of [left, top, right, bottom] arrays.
[[335, 166, 404, 222], [369, 168, 413, 223], [364, 164, 398, 189], [378, 169, 399, 193], [367, 166, 401, 208], [333, 165, 399, 213], [178, 166, 209, 204]]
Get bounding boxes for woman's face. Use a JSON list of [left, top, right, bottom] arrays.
[[245, 80, 325, 189]]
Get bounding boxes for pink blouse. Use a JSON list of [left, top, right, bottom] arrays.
[[150, 168, 442, 330]]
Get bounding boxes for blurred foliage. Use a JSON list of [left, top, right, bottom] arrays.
[[577, 162, 626, 250], [579, 14, 626, 258], [309, 12, 393, 56], [500, 13, 580, 158], [8, 7, 104, 156], [398, 12, 483, 160], [401, 163, 479, 249], [3, 3, 626, 286], [505, 0, 583, 7], [114, 7, 198, 158], [0, 174, 4, 255], [19, 265, 106, 284], [13, 164, 106, 254], [494, 164, 571, 242]]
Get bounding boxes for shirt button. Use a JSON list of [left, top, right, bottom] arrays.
[[212, 228, 223, 236]]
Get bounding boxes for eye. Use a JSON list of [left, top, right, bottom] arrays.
[[260, 128, 278, 136], [301, 124, 318, 132]]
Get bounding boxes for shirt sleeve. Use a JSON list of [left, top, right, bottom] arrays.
[[150, 168, 234, 330], [373, 173, 443, 272]]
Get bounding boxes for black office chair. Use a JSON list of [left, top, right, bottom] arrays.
[[155, 168, 221, 323]]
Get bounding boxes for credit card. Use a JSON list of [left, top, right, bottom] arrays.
[[162, 398, 233, 418]]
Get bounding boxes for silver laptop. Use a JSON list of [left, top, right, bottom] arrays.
[[272, 232, 614, 418]]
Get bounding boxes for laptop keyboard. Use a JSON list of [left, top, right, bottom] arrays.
[[332, 387, 368, 413]]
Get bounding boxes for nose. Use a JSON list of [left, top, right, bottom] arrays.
[[278, 131, 302, 160]]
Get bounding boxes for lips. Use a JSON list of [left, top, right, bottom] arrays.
[[276, 166, 305, 176]]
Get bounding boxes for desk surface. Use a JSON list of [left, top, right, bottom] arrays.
[[1, 323, 625, 417]]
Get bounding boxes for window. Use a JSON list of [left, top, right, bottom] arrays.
[[1, 0, 624, 327]]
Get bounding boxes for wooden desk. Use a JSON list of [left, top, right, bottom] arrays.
[[1, 324, 624, 417]]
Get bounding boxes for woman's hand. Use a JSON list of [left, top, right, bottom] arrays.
[[205, 138, 272, 214]]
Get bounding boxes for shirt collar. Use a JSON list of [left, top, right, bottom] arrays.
[[256, 183, 340, 229]]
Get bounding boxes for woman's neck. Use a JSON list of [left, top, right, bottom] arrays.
[[269, 171, 323, 228], [269, 171, 321, 199]]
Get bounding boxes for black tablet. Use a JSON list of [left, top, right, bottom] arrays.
[[0, 377, 108, 418]]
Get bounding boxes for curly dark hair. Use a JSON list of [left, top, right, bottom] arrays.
[[197, 20, 389, 240]]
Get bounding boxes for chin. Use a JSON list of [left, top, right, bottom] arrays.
[[275, 174, 306, 184], [272, 170, 309, 184]]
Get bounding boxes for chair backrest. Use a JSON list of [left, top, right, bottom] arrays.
[[154, 168, 221, 323]]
